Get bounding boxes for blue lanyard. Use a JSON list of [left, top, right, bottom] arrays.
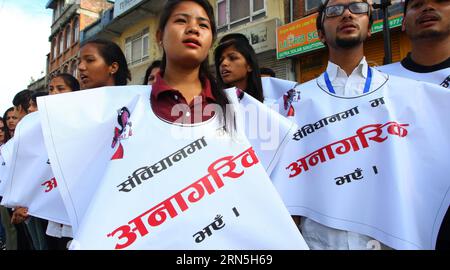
[[324, 66, 373, 94]]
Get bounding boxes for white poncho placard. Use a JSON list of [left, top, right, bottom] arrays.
[[378, 62, 450, 88], [270, 75, 450, 250], [1, 112, 70, 224], [38, 85, 308, 250]]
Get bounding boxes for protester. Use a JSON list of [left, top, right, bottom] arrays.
[[0, 117, 5, 146], [378, 0, 450, 87], [46, 73, 79, 249], [33, 74, 78, 249], [0, 195, 16, 250], [143, 60, 162, 85], [78, 39, 131, 90], [12, 90, 34, 122], [35, 0, 307, 249], [260, 67, 276, 78], [5, 31, 131, 253], [377, 0, 450, 250], [0, 117, 5, 249], [268, 0, 450, 250], [34, 42, 127, 249], [9, 90, 49, 250], [11, 55, 120, 250], [296, 0, 392, 249], [151, 0, 227, 125], [29, 92, 48, 113], [218, 32, 249, 44], [215, 34, 264, 102], [0, 108, 20, 250], [48, 73, 81, 95], [295, 0, 388, 249], [3, 107, 17, 140]]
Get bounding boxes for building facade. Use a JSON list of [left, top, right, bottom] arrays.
[[46, 0, 114, 79], [278, 0, 411, 82], [81, 0, 295, 83], [27, 77, 47, 93], [81, 0, 166, 85], [47, 0, 411, 88], [213, 0, 294, 80]]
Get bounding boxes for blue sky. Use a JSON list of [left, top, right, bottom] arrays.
[[0, 0, 52, 113]]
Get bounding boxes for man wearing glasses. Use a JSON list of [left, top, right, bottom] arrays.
[[294, 0, 393, 250], [313, 0, 389, 96], [273, 0, 450, 251]]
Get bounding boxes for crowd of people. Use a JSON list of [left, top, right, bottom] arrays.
[[0, 0, 448, 250]]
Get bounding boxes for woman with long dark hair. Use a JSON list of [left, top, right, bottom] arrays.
[[0, 117, 5, 146], [3, 107, 17, 141], [153, 0, 233, 127], [214, 34, 264, 103]]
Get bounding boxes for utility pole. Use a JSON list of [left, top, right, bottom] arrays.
[[373, 0, 392, 64]]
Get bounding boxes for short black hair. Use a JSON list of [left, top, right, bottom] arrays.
[[316, 0, 374, 35], [218, 33, 249, 45], [260, 67, 276, 77], [12, 89, 32, 113], [143, 60, 162, 85]]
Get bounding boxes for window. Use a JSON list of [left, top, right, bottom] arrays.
[[52, 39, 57, 60], [230, 0, 249, 23], [125, 28, 149, 65], [59, 33, 64, 55], [305, 0, 322, 12], [65, 25, 71, 48], [73, 18, 79, 43], [217, 0, 266, 31], [54, 3, 60, 21], [71, 61, 77, 78], [57, 0, 63, 17], [217, 0, 227, 27]]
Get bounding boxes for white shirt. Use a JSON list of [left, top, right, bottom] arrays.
[[301, 57, 392, 250], [318, 57, 388, 97]]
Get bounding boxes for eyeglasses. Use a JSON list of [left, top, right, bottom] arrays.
[[325, 2, 370, 18]]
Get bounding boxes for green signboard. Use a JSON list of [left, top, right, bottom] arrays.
[[371, 15, 403, 34]]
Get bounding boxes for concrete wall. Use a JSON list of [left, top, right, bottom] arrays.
[[112, 16, 161, 85]]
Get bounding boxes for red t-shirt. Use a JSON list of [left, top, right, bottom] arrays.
[[150, 73, 216, 124]]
